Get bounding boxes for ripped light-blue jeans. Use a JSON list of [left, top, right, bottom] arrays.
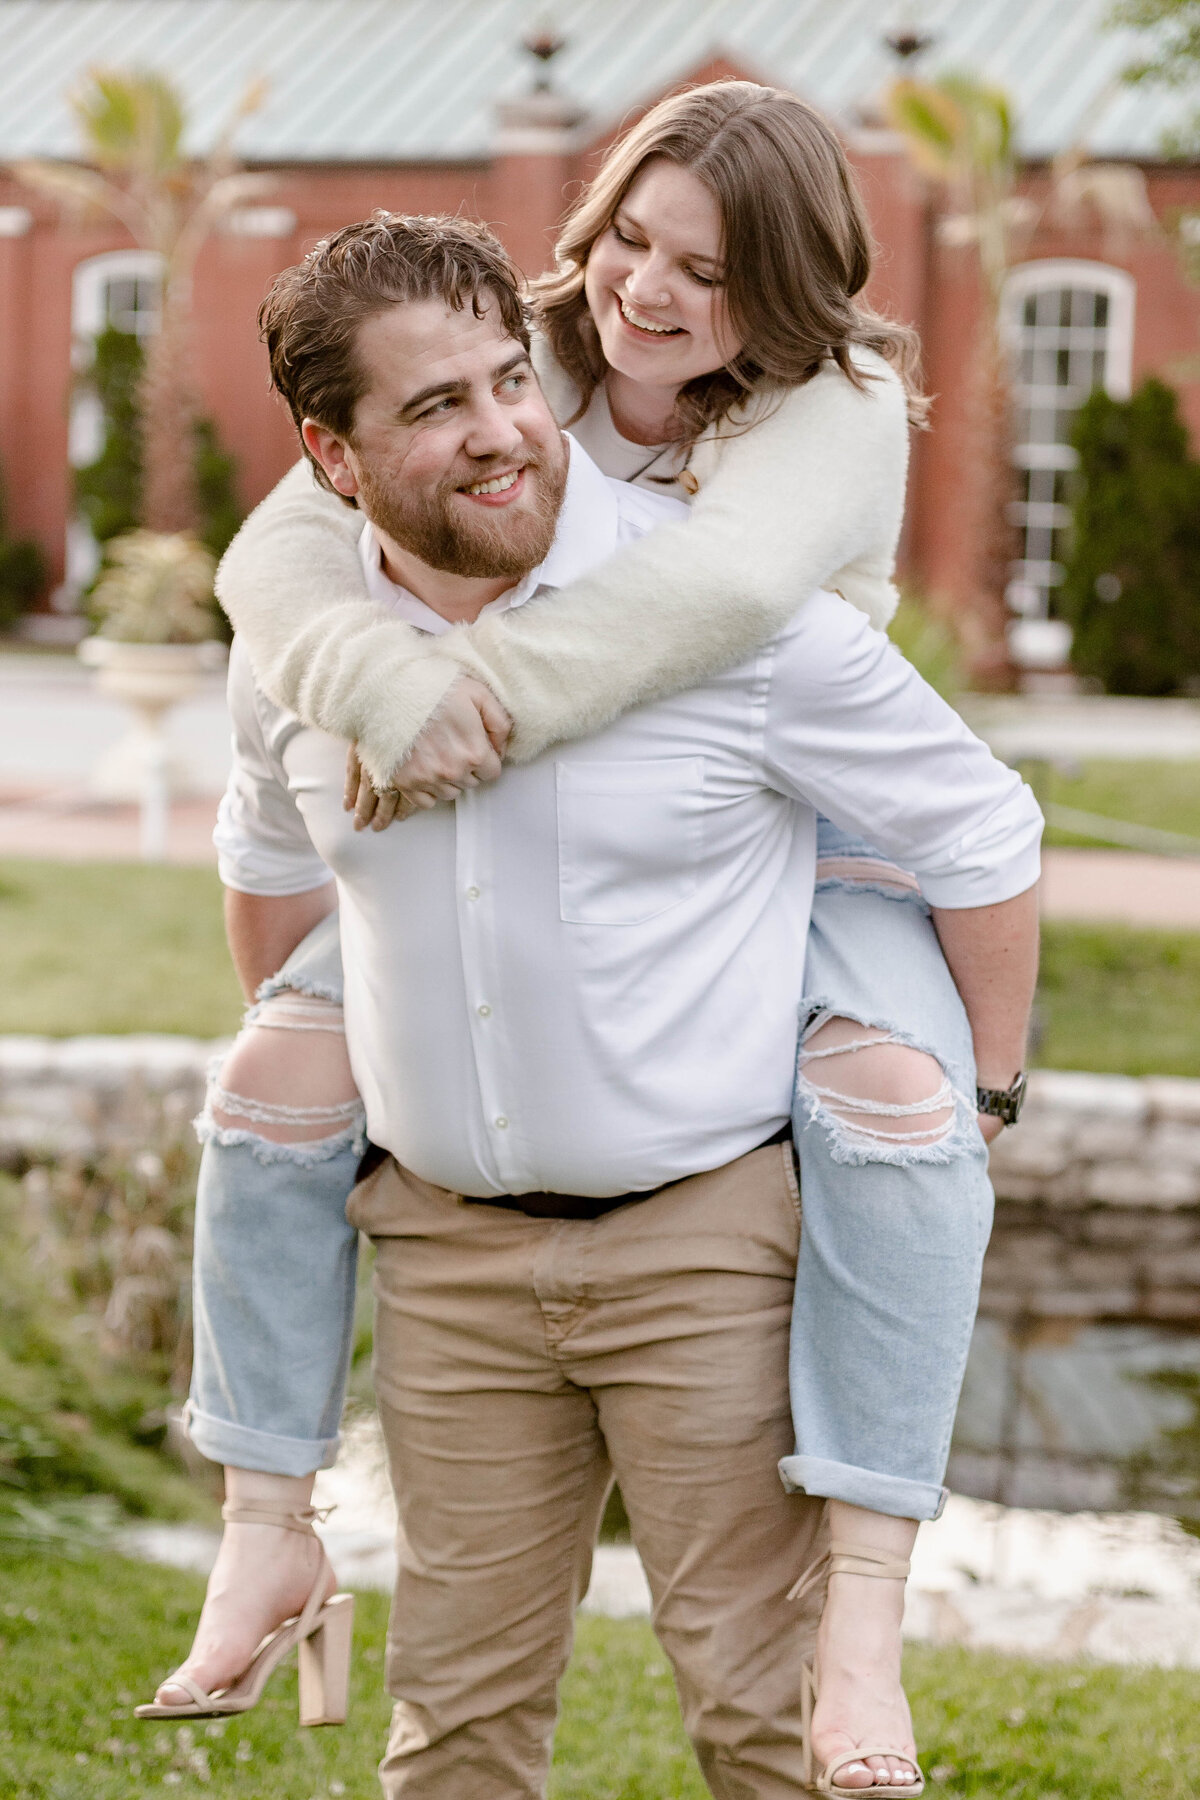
[[187, 822, 993, 1518], [185, 912, 363, 1475], [778, 821, 993, 1520]]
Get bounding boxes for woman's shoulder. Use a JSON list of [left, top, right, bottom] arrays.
[[701, 350, 907, 474], [773, 347, 906, 427]]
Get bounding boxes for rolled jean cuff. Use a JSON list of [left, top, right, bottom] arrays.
[[182, 1400, 340, 1477], [777, 1453, 947, 1523]]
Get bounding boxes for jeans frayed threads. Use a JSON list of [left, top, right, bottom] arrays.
[[794, 1009, 980, 1170]]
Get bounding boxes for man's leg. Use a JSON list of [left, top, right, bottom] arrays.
[[352, 1162, 613, 1800], [566, 1141, 826, 1800]]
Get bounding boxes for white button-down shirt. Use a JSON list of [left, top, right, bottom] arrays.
[[216, 440, 1042, 1199]]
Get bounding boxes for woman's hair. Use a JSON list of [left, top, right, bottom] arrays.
[[535, 81, 927, 442]]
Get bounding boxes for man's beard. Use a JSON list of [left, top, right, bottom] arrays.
[[356, 445, 567, 581]]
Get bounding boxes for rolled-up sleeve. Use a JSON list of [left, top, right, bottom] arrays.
[[214, 639, 334, 897], [762, 591, 1043, 908]]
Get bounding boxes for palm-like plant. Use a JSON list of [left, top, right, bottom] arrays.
[[884, 75, 1026, 685], [14, 69, 269, 535], [884, 73, 1155, 685]]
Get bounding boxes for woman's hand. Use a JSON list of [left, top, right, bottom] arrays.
[[345, 746, 418, 831], [344, 676, 513, 831]]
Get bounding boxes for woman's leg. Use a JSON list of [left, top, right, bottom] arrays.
[[785, 825, 994, 1788], [156, 912, 364, 1704]]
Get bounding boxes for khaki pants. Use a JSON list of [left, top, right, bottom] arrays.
[[348, 1140, 827, 1800]]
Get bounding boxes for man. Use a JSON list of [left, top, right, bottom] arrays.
[[215, 213, 1041, 1797]]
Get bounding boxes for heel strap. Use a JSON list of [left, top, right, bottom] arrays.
[[788, 1541, 911, 1607], [221, 1501, 333, 1535]]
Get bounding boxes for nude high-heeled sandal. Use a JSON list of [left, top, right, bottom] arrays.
[[791, 1541, 924, 1798], [134, 1501, 355, 1727]]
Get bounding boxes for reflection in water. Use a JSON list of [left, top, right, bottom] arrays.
[[949, 1316, 1200, 1519]]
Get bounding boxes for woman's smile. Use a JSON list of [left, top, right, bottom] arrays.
[[617, 296, 686, 338]]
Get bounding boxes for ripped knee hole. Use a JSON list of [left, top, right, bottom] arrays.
[[798, 1017, 956, 1148], [206, 992, 363, 1146]]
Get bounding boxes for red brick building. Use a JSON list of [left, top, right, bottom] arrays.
[[1, 0, 1198, 663]]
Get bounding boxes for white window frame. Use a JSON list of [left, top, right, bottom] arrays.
[[1000, 260, 1136, 623], [64, 251, 165, 597], [71, 248, 163, 346]]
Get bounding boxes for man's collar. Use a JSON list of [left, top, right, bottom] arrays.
[[359, 435, 622, 630], [530, 433, 623, 594]]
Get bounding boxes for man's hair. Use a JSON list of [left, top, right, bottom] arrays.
[[259, 211, 531, 497]]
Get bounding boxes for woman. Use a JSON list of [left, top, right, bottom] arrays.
[[148, 83, 1034, 1796]]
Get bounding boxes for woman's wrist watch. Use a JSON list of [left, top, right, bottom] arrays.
[[975, 1072, 1027, 1126]]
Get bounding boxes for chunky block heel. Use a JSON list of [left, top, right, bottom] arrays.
[[298, 1592, 355, 1726]]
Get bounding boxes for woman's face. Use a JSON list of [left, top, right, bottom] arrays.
[[583, 159, 742, 393]]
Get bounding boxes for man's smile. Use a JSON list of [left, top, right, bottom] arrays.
[[459, 467, 527, 505]]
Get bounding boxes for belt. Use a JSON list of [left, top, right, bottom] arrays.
[[460, 1122, 793, 1221]]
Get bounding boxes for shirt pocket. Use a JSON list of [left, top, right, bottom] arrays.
[[556, 758, 706, 926]]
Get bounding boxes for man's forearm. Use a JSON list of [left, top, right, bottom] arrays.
[[930, 884, 1040, 1092], [224, 883, 338, 1001]]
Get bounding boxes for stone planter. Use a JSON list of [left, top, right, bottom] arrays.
[[77, 636, 228, 857]]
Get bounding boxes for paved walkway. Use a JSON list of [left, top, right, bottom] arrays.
[[3, 786, 1194, 929], [119, 1412, 1200, 1669], [2, 653, 1199, 925]]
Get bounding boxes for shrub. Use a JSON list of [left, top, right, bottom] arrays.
[[0, 468, 47, 630], [888, 594, 964, 700], [1059, 377, 1200, 694], [0, 1115, 205, 1544], [74, 324, 243, 562]]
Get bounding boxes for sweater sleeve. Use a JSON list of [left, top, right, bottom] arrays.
[[439, 354, 911, 763], [214, 459, 460, 789], [216, 355, 909, 784]]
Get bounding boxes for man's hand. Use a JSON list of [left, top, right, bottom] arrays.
[[344, 676, 513, 832]]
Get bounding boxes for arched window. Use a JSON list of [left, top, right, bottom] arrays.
[[1000, 261, 1135, 623], [64, 251, 164, 595]]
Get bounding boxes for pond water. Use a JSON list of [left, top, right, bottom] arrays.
[[950, 1315, 1200, 1519]]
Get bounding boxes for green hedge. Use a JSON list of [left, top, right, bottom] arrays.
[[1061, 378, 1200, 695]]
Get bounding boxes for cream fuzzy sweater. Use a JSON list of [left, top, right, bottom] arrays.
[[215, 338, 910, 787]]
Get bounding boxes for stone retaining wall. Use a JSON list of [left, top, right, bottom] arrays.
[[0, 1035, 219, 1164], [984, 1071, 1200, 1325], [3, 1043, 1200, 1327]]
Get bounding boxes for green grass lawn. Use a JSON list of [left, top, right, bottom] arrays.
[[1036, 921, 1200, 1077], [1037, 760, 1200, 850], [2, 1550, 1200, 1799], [0, 858, 241, 1037], [2, 851, 1199, 1076]]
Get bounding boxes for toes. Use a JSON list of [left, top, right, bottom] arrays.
[[842, 1767, 875, 1791], [863, 1755, 918, 1786]]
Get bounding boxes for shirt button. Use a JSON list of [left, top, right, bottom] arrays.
[[477, 1004, 491, 1018], [465, 885, 481, 900], [494, 1115, 509, 1130]]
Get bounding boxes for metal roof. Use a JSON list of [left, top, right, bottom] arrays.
[[0, 0, 1191, 165]]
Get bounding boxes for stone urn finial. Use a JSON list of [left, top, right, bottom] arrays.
[[523, 23, 567, 92]]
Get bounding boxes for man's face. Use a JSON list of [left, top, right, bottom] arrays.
[[304, 297, 567, 581]]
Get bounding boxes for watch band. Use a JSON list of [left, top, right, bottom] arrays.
[[975, 1071, 1027, 1126]]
